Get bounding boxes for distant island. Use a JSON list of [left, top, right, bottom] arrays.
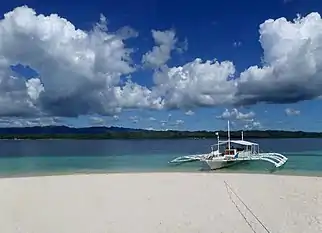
[[0, 126, 321, 139]]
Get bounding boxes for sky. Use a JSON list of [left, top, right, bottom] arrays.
[[0, 0, 321, 131]]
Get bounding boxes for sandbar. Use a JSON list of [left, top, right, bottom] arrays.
[[0, 173, 321, 233]]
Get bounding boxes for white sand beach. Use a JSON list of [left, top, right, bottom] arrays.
[[0, 173, 321, 233]]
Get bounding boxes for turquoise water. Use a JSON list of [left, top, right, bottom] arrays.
[[0, 138, 321, 177]]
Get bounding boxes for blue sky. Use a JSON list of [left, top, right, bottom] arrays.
[[0, 0, 322, 131]]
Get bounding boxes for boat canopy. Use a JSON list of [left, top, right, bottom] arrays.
[[218, 140, 258, 146]]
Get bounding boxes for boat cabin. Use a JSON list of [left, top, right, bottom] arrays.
[[225, 148, 236, 155], [211, 140, 259, 158]]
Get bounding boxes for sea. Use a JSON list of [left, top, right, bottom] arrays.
[[0, 138, 321, 177]]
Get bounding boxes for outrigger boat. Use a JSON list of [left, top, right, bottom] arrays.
[[169, 121, 288, 170]]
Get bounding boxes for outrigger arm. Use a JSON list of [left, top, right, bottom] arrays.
[[252, 152, 288, 168], [169, 152, 288, 168]]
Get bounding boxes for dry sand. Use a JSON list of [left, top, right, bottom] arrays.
[[0, 173, 321, 233]]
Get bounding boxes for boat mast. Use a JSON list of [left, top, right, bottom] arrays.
[[241, 130, 244, 141], [215, 132, 219, 152], [228, 120, 231, 150]]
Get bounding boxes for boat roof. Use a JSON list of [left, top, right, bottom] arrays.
[[231, 140, 258, 146], [219, 140, 258, 146]]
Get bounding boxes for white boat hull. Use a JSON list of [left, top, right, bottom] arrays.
[[203, 159, 242, 170]]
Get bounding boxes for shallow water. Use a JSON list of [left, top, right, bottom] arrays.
[[0, 138, 321, 177]]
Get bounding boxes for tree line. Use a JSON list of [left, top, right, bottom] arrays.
[[1, 129, 321, 139]]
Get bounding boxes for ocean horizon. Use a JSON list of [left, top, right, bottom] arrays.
[[0, 138, 321, 177]]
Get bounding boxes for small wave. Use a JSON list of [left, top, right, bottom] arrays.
[[283, 151, 322, 157]]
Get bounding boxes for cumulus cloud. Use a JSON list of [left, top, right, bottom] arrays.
[[152, 58, 236, 109], [112, 115, 120, 121], [89, 116, 106, 126], [1, 6, 322, 120], [244, 120, 262, 130], [175, 119, 184, 125], [129, 115, 139, 123], [235, 13, 322, 105], [216, 108, 255, 121], [0, 116, 63, 127], [185, 110, 195, 116], [160, 120, 167, 128], [285, 108, 300, 116], [141, 29, 177, 68], [0, 6, 161, 118], [150, 12, 322, 109], [217, 108, 261, 130], [159, 118, 184, 129]]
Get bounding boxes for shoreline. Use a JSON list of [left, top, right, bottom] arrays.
[[0, 172, 321, 233], [0, 169, 322, 179], [2, 137, 322, 140]]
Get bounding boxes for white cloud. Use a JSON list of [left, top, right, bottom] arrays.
[[0, 7, 322, 120], [233, 41, 242, 47], [141, 29, 177, 68], [0, 6, 159, 117], [160, 121, 167, 127], [112, 80, 163, 110], [176, 37, 188, 53], [167, 113, 172, 121], [175, 119, 184, 125], [112, 115, 120, 121], [216, 108, 255, 121], [285, 108, 300, 116], [235, 12, 322, 105], [0, 116, 63, 127], [89, 116, 105, 126], [152, 58, 236, 109], [150, 12, 322, 109], [244, 120, 262, 130], [158, 118, 184, 129], [185, 110, 195, 116], [217, 108, 261, 130], [26, 78, 44, 101], [129, 115, 139, 123], [115, 26, 139, 40]]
